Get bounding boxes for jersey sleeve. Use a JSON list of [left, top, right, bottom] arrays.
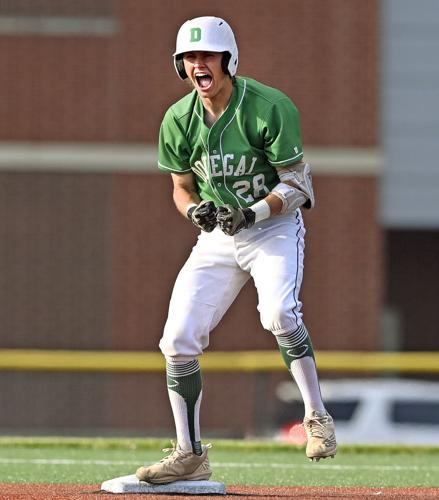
[[157, 108, 192, 173], [263, 97, 304, 168]]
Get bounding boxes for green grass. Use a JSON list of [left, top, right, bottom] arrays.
[[0, 437, 438, 487]]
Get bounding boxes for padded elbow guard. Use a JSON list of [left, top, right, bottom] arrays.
[[272, 162, 315, 213]]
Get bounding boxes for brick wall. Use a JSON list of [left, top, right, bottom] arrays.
[[0, 0, 378, 145]]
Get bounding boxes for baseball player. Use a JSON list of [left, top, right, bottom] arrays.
[[136, 16, 336, 484]]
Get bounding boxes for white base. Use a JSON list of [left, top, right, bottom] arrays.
[[101, 474, 226, 495]]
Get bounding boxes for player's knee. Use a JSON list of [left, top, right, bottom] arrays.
[[159, 315, 209, 359], [159, 330, 203, 360], [260, 303, 302, 334], [159, 336, 202, 361]]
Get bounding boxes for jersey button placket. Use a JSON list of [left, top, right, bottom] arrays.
[[206, 128, 224, 203], [212, 150, 222, 186]]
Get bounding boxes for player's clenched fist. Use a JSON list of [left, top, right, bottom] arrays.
[[187, 200, 217, 232], [216, 204, 256, 236]]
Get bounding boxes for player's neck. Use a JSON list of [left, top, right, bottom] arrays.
[[200, 80, 234, 128]]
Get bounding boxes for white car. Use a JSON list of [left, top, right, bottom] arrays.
[[274, 378, 439, 445]]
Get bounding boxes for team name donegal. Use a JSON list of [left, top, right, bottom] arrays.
[[192, 153, 258, 180]]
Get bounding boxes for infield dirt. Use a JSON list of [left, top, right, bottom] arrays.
[[1, 484, 439, 499]]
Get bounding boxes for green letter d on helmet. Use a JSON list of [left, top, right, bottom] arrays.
[[173, 16, 239, 80], [190, 27, 201, 42]]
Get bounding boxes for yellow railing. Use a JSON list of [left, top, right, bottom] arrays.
[[0, 349, 438, 373]]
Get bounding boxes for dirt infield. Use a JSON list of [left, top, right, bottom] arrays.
[[1, 484, 439, 499]]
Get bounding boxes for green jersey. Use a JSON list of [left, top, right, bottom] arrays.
[[158, 76, 303, 208]]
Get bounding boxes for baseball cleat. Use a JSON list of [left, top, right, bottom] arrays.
[[135, 442, 212, 484], [303, 410, 337, 461]]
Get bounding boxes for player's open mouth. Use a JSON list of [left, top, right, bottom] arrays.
[[195, 73, 213, 90]]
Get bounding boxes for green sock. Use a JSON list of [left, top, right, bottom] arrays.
[[276, 323, 315, 369], [166, 360, 203, 455]]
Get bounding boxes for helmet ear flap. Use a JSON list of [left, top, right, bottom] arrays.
[[221, 52, 231, 76], [174, 55, 187, 79]]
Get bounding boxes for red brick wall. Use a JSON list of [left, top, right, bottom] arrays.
[[0, 0, 378, 145]]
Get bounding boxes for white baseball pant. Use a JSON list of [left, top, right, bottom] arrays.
[[159, 209, 305, 361]]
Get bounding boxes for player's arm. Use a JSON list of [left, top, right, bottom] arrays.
[[250, 159, 315, 219], [171, 172, 217, 232], [241, 160, 314, 220], [171, 172, 200, 217]]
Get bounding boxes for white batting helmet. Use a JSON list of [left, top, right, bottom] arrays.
[[173, 16, 239, 80]]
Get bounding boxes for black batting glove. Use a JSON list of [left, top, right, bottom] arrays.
[[187, 200, 217, 232], [216, 204, 256, 236]]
